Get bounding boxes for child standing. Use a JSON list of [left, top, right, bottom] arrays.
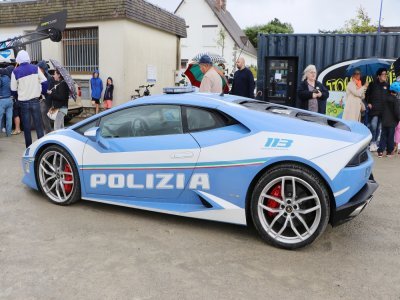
[[103, 77, 114, 110], [90, 70, 103, 114], [377, 81, 400, 158]]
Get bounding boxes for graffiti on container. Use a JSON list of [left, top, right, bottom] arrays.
[[318, 58, 395, 118]]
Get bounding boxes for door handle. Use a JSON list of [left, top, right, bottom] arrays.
[[171, 152, 194, 159]]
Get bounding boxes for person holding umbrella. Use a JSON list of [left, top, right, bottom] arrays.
[[47, 70, 69, 130], [342, 68, 369, 122]]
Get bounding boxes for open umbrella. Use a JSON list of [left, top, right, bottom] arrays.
[[192, 52, 226, 64], [345, 58, 391, 77], [184, 63, 229, 93], [49, 59, 77, 100]]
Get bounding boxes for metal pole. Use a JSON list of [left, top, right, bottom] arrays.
[[378, 0, 383, 34], [377, 0, 383, 57]]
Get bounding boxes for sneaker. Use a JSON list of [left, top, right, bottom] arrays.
[[369, 143, 378, 152], [1, 128, 5, 133], [378, 152, 383, 158], [387, 154, 393, 158]]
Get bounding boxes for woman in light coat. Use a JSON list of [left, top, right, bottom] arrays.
[[343, 69, 368, 122]]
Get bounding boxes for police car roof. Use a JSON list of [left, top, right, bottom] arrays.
[[121, 93, 247, 109]]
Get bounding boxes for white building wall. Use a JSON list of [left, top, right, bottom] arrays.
[[1, 19, 180, 107], [123, 20, 179, 102], [0, 26, 35, 61], [176, 0, 256, 74]]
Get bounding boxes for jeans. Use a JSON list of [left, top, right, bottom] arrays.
[[19, 99, 44, 148], [368, 115, 382, 143], [54, 110, 66, 131], [378, 126, 395, 154], [0, 97, 13, 136]]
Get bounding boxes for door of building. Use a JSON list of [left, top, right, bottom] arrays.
[[263, 57, 298, 106]]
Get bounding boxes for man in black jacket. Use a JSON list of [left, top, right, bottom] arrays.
[[230, 58, 255, 99], [366, 68, 389, 151]]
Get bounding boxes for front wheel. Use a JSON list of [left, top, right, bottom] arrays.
[[250, 163, 330, 249], [36, 145, 81, 205]]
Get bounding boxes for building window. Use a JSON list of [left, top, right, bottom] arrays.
[[25, 31, 42, 62], [62, 27, 98, 73], [180, 59, 188, 69]]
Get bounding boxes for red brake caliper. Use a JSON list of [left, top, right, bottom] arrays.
[[63, 164, 73, 194], [266, 184, 281, 218]]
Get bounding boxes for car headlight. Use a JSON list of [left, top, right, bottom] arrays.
[[346, 147, 368, 167]]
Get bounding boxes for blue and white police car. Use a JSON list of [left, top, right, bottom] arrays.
[[22, 90, 378, 249]]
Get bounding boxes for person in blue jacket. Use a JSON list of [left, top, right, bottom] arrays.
[[90, 70, 103, 114], [0, 67, 13, 137]]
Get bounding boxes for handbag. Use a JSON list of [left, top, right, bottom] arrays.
[[47, 107, 59, 121], [360, 101, 366, 112]]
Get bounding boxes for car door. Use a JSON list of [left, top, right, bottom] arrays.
[[81, 104, 200, 200], [184, 106, 256, 205]]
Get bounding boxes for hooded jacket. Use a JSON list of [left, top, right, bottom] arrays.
[[90, 70, 103, 99], [11, 51, 47, 101]]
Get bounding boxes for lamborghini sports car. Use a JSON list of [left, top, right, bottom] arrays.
[[21, 92, 378, 249]]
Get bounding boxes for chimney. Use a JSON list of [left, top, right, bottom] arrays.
[[215, 0, 226, 12]]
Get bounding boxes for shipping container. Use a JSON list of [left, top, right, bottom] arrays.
[[256, 33, 400, 111]]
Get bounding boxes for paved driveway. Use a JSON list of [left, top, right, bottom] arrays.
[[0, 132, 399, 299]]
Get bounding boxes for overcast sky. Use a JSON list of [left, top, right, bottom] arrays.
[[146, 0, 398, 33]]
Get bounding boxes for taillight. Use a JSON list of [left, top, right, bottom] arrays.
[[77, 86, 82, 97]]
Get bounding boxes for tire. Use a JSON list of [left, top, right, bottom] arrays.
[[250, 163, 330, 249], [49, 28, 62, 42], [36, 145, 81, 205]]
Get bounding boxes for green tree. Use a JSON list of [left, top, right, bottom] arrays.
[[319, 6, 378, 34], [216, 28, 227, 56], [244, 18, 294, 48]]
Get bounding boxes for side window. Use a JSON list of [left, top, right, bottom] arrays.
[[185, 107, 237, 132], [75, 119, 98, 135], [98, 105, 183, 138]]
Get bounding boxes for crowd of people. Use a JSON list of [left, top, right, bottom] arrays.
[[297, 64, 400, 158], [2, 51, 399, 157], [341, 68, 400, 158], [197, 54, 255, 98], [0, 50, 115, 148]]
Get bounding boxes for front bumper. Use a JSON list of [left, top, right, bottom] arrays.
[[332, 176, 378, 226]]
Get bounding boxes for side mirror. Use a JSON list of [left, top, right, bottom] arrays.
[[84, 127, 99, 142], [84, 127, 109, 149]]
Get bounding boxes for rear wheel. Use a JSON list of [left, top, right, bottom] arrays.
[[36, 145, 81, 205], [250, 163, 330, 249]]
